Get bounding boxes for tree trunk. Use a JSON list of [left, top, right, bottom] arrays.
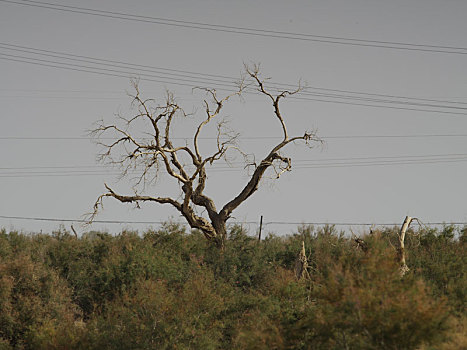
[[398, 216, 412, 276], [90, 67, 319, 250], [295, 241, 310, 280], [211, 216, 227, 250]]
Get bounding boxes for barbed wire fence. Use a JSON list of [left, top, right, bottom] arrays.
[[1, 214, 465, 238]]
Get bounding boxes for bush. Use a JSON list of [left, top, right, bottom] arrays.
[[290, 239, 449, 349], [0, 251, 82, 349], [0, 224, 462, 349]]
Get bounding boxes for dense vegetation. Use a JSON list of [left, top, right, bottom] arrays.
[[0, 223, 465, 349]]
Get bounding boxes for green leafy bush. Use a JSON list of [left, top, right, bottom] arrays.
[[291, 241, 448, 349], [0, 224, 463, 349], [0, 250, 82, 349]]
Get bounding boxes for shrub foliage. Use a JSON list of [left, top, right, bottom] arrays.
[[0, 224, 465, 349]]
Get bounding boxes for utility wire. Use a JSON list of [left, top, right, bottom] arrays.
[[0, 214, 167, 225], [289, 94, 467, 115], [262, 221, 467, 226], [1, 155, 467, 177], [2, 42, 467, 108], [0, 43, 235, 86], [2, 0, 467, 55], [2, 54, 467, 116], [2, 152, 467, 170], [1, 134, 467, 141], [2, 42, 467, 115], [0, 53, 225, 89], [0, 43, 237, 81], [0, 215, 465, 227]]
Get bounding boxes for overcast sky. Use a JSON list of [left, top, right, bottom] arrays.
[[1, 0, 466, 236]]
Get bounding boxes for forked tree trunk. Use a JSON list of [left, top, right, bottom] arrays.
[[89, 66, 320, 250], [295, 241, 310, 280], [211, 218, 227, 250], [398, 216, 413, 276]]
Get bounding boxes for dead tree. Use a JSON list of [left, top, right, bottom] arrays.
[[397, 215, 422, 276], [88, 65, 320, 248], [295, 241, 310, 280]]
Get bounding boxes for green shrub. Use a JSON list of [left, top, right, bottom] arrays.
[[290, 241, 449, 349], [0, 224, 462, 349], [0, 251, 82, 349]]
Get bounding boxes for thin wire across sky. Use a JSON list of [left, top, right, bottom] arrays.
[[1, 42, 467, 116], [2, 0, 467, 55], [1, 1, 466, 231], [0, 214, 465, 227], [1, 153, 467, 177]]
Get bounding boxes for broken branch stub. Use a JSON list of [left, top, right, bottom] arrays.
[[295, 241, 310, 280]]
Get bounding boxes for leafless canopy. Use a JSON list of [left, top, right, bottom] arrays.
[[88, 65, 321, 247]]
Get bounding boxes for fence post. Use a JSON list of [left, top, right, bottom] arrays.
[[258, 215, 263, 242]]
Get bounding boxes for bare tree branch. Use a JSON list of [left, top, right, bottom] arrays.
[[88, 65, 320, 248]]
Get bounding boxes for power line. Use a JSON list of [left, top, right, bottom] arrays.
[[0, 52, 226, 89], [0, 43, 239, 83], [7, 87, 462, 101], [2, 42, 467, 108], [1, 152, 467, 169], [0, 88, 123, 93], [1, 154, 467, 177], [0, 214, 167, 225], [0, 214, 465, 227], [2, 43, 467, 107], [263, 221, 467, 226], [2, 54, 467, 116], [1, 134, 467, 141], [2, 43, 467, 115], [2, 0, 467, 55], [0, 43, 235, 85], [293, 157, 467, 170], [289, 94, 467, 115]]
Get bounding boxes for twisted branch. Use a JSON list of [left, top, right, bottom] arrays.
[[88, 65, 321, 246]]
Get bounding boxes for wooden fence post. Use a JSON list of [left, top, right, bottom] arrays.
[[257, 215, 263, 242]]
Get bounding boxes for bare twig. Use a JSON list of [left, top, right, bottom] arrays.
[[88, 65, 320, 248]]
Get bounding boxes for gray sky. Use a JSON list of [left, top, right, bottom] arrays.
[[1, 0, 466, 235]]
